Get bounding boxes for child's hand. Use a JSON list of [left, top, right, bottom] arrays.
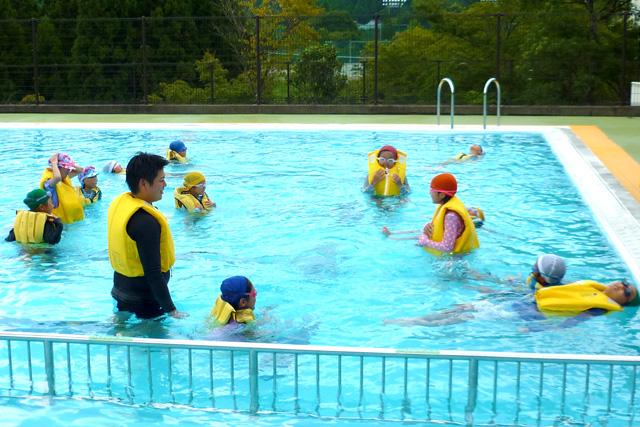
[[391, 173, 402, 187], [204, 200, 216, 208], [50, 153, 59, 165], [370, 169, 386, 186], [423, 222, 434, 237]]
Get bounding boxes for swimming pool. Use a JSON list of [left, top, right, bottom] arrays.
[[0, 123, 639, 425]]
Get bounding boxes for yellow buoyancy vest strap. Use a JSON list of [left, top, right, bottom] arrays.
[[166, 149, 187, 163], [39, 169, 84, 224], [174, 187, 212, 212], [74, 186, 100, 206], [107, 192, 175, 277], [535, 280, 623, 313], [13, 210, 51, 243], [423, 196, 480, 256], [367, 150, 407, 196], [210, 296, 256, 327]]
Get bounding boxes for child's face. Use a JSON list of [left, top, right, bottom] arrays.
[[84, 176, 98, 189], [113, 163, 124, 173], [39, 198, 54, 214], [178, 150, 187, 158], [243, 280, 257, 310], [189, 182, 206, 197]]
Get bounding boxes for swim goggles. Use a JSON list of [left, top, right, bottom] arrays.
[[193, 182, 206, 188], [377, 157, 397, 166], [245, 289, 257, 297], [622, 280, 632, 304], [531, 264, 562, 284]]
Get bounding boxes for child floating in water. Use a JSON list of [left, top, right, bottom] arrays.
[[209, 276, 257, 327], [166, 140, 188, 163], [40, 153, 84, 224], [362, 145, 410, 196], [6, 188, 63, 244], [174, 171, 216, 212], [75, 166, 102, 206], [103, 160, 125, 174], [382, 173, 479, 255]]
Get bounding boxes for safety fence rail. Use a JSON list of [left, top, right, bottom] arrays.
[[1, 331, 639, 425]]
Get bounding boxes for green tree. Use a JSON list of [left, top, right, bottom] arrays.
[[292, 44, 347, 102], [0, 0, 33, 101]]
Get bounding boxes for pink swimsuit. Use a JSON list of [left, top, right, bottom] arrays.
[[418, 211, 464, 253]]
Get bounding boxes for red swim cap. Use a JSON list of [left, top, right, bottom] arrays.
[[378, 145, 398, 159], [430, 173, 457, 197]]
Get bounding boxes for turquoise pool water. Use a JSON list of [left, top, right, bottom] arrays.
[[0, 125, 637, 425]]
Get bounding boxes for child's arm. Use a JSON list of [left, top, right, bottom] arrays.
[[48, 154, 62, 187], [381, 226, 421, 240], [68, 163, 84, 179]]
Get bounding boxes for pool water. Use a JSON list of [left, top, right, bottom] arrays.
[[0, 126, 635, 356]]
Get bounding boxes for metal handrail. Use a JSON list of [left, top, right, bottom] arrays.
[[483, 77, 501, 129], [2, 331, 640, 423], [437, 78, 455, 129]]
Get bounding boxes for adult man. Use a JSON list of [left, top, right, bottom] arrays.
[[107, 152, 187, 319]]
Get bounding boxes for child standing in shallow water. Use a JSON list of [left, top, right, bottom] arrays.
[[75, 166, 102, 206], [174, 171, 216, 212], [382, 173, 479, 255], [40, 153, 85, 224]]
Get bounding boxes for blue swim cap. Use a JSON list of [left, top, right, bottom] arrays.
[[220, 276, 248, 306], [170, 140, 187, 153]]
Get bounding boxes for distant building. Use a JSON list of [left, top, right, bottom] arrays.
[[382, 0, 406, 8]]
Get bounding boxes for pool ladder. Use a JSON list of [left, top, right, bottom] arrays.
[[436, 78, 501, 129]]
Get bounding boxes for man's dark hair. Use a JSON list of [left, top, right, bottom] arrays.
[[125, 152, 168, 194]]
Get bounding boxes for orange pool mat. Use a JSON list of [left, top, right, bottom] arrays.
[[570, 125, 640, 204]]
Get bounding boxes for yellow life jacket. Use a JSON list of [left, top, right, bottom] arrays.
[[367, 149, 407, 196], [454, 153, 482, 161], [39, 169, 84, 224], [13, 210, 53, 243], [423, 196, 480, 256], [166, 149, 187, 163], [173, 187, 213, 212], [535, 280, 623, 314], [74, 186, 101, 206], [107, 192, 176, 277], [209, 295, 256, 327]]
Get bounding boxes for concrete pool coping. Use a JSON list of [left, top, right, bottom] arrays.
[[1, 116, 639, 280]]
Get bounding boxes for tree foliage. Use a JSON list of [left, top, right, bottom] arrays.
[[292, 44, 347, 102]]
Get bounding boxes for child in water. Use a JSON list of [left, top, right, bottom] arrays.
[[6, 188, 64, 244], [103, 160, 125, 174], [40, 153, 85, 224], [75, 166, 102, 205], [166, 140, 188, 163], [209, 276, 257, 327], [174, 171, 216, 212]]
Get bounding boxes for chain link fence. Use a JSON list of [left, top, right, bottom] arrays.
[[0, 12, 638, 106]]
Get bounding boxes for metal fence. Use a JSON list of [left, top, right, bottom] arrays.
[[1, 331, 639, 425], [0, 11, 638, 107]]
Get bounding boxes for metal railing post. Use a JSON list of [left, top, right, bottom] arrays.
[[44, 340, 55, 396], [437, 77, 455, 129], [249, 349, 259, 414], [621, 13, 628, 105], [141, 17, 148, 104], [466, 358, 479, 423], [374, 14, 379, 104], [256, 16, 261, 105], [483, 77, 501, 129], [31, 18, 39, 105]]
